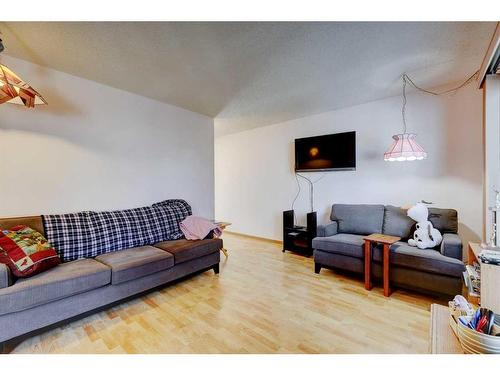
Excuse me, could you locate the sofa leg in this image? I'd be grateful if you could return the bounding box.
[213,263,220,274]
[314,263,321,274]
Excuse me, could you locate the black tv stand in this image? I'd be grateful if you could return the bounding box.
[283,210,317,256]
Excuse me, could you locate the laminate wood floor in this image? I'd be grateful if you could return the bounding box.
[12,233,446,354]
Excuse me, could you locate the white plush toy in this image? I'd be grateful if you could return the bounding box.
[407,202,442,249]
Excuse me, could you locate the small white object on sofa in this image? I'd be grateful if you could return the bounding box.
[407,202,443,249]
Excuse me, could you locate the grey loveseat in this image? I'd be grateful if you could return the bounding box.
[0,214,221,353]
[312,204,465,296]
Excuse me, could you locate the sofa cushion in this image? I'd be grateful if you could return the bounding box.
[154,238,222,264]
[428,208,458,234]
[372,241,465,277]
[330,204,385,235]
[440,233,463,260]
[317,222,338,237]
[312,233,365,258]
[382,205,415,239]
[0,258,110,316]
[95,246,174,285]
[0,225,60,278]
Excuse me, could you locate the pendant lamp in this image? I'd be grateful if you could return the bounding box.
[384,74,427,162]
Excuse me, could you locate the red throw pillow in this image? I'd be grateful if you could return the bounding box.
[0,225,60,278]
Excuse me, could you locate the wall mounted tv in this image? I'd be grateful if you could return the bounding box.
[294,131,356,172]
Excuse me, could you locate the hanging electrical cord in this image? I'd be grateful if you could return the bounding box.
[403,70,478,96]
[291,173,302,222]
[385,70,477,162]
[401,70,479,134]
[291,173,326,215]
[291,174,309,213]
[401,74,409,134]
[298,173,313,213]
[309,173,326,212]
[311,173,326,184]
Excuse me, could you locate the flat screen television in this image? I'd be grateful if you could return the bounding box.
[294,131,356,172]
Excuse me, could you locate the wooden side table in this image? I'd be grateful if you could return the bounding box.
[214,221,231,258]
[363,233,401,297]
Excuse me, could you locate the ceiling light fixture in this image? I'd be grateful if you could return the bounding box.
[0,38,47,108]
[384,74,427,162]
[384,71,477,162]
[384,133,427,162]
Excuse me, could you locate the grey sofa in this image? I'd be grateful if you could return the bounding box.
[312,204,465,296]
[0,215,221,353]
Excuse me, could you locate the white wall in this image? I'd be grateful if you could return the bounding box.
[215,85,484,245]
[484,75,500,242]
[0,56,214,217]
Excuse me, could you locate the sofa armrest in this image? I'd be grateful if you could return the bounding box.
[317,221,338,237]
[0,263,12,289]
[440,233,463,260]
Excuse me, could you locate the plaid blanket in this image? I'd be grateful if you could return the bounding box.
[153,199,192,240]
[43,199,192,262]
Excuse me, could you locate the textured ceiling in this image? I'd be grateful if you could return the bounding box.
[0,22,495,135]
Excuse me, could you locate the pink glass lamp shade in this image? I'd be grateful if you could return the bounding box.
[0,63,47,108]
[383,133,427,162]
